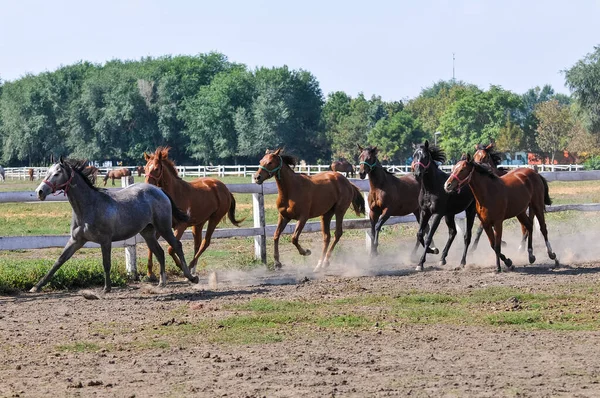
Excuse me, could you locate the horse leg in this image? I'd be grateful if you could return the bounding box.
[140,227,168,287]
[494,222,513,270]
[369,209,381,256]
[315,210,334,272]
[518,207,532,251]
[190,219,219,272]
[100,242,113,292]
[516,212,535,264]
[470,223,484,252]
[416,213,443,271]
[321,208,346,269]
[482,223,501,272]
[291,217,311,256]
[413,211,438,256]
[532,206,558,265]
[167,225,187,269]
[29,237,86,292]
[161,226,198,284]
[373,211,391,257]
[439,215,457,267]
[145,231,161,282]
[273,214,291,269]
[188,223,205,274]
[459,206,476,267]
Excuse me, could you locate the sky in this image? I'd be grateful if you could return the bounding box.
[1,0,599,101]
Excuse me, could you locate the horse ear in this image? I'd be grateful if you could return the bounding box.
[143,152,150,161]
[373,146,379,154]
[424,140,429,148]
[466,153,472,162]
[59,155,64,164]
[486,143,494,150]
[273,148,282,155]
[460,153,467,161]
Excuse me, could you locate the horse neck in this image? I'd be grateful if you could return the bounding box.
[420,165,445,193]
[274,163,300,200]
[368,164,388,188]
[66,172,98,216]
[466,169,492,206]
[156,164,181,193]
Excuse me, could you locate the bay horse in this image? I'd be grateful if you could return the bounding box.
[136,166,145,177]
[33,157,198,292]
[357,144,438,256]
[254,148,365,271]
[331,159,355,178]
[144,147,244,278]
[28,168,34,181]
[444,154,558,272]
[0,165,4,182]
[103,167,132,186]
[412,140,477,271]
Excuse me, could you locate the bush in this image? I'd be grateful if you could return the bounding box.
[584,155,600,170]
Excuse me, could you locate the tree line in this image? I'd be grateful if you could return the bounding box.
[1,47,600,167]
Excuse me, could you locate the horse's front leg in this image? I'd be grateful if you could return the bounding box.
[315,210,334,272]
[373,210,391,255]
[517,212,535,264]
[459,206,476,267]
[30,237,86,292]
[493,222,513,270]
[439,215,457,267]
[416,213,443,271]
[273,214,290,269]
[291,217,311,256]
[100,242,113,292]
[369,209,381,256]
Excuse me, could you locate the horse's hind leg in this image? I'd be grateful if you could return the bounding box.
[190,219,219,273]
[532,206,558,265]
[413,211,438,256]
[321,208,345,269]
[140,227,168,287]
[459,206,476,267]
[291,217,311,257]
[516,212,535,264]
[100,242,113,292]
[439,215,457,267]
[470,223,484,252]
[160,226,198,284]
[167,225,188,269]
[314,210,334,272]
[188,222,205,274]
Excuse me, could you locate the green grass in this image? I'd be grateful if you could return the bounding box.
[56,341,101,353]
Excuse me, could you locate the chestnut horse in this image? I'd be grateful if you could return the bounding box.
[28,168,34,181]
[444,154,557,272]
[136,166,145,177]
[144,147,244,278]
[358,145,438,256]
[331,159,355,178]
[411,140,477,271]
[254,148,365,271]
[103,168,131,186]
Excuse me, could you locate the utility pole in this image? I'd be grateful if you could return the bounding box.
[452,53,456,82]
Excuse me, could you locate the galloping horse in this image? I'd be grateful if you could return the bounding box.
[0,165,4,182]
[103,168,132,186]
[331,159,355,178]
[444,154,558,272]
[254,148,365,271]
[358,145,438,256]
[144,147,244,278]
[136,166,145,177]
[28,168,34,181]
[33,157,198,292]
[412,140,477,271]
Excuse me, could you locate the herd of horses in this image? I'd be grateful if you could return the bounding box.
[28,141,558,292]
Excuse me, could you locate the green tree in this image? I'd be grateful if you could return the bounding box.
[564,46,600,132]
[368,110,425,163]
[534,99,573,164]
[495,115,524,155]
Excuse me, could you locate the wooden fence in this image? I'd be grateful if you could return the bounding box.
[1,171,600,278]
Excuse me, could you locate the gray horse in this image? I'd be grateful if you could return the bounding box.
[0,165,4,182]
[32,157,199,292]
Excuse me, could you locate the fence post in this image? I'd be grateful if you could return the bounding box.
[252,178,267,264]
[120,176,138,277]
[364,192,372,250]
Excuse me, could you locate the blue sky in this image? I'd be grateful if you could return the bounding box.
[1,0,599,100]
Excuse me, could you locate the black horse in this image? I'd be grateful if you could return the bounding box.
[412,140,477,271]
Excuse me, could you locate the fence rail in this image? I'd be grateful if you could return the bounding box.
[1,172,599,278]
[1,163,587,181]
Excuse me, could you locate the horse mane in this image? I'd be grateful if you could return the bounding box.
[268,149,298,168]
[419,144,446,164]
[153,146,181,179]
[476,143,502,166]
[65,159,102,191]
[471,160,499,179]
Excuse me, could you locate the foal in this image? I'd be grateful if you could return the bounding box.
[357,145,438,256]
[412,140,477,271]
[254,148,365,271]
[444,154,557,272]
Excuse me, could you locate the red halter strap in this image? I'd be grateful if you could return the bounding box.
[447,166,474,193]
[411,158,430,171]
[43,170,75,196]
[146,164,163,185]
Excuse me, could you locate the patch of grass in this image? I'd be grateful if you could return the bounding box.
[486,311,543,325]
[316,314,370,328]
[56,341,100,353]
[463,287,551,304]
[229,298,318,312]
[395,292,458,304]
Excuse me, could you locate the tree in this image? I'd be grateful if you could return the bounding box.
[495,115,524,155]
[534,100,573,164]
[564,46,600,132]
[368,110,426,163]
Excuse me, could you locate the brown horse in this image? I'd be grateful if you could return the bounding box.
[444,154,557,272]
[103,168,131,186]
[28,168,34,181]
[144,147,244,278]
[136,166,145,177]
[331,159,355,178]
[254,148,365,271]
[358,145,438,256]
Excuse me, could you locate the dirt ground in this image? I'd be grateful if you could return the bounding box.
[3,253,600,398]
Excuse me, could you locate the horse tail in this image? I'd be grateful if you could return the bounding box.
[227,193,245,227]
[163,190,190,224]
[350,184,366,216]
[540,175,552,206]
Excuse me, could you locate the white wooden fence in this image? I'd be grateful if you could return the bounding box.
[1,171,599,278]
[1,163,586,181]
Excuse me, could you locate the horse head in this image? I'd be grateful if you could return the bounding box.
[444,153,474,193]
[36,157,75,200]
[255,148,285,184]
[144,147,171,186]
[357,144,379,179]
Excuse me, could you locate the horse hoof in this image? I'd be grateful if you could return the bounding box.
[529,255,536,264]
[453,265,463,271]
[143,274,158,283]
[274,261,283,270]
[549,252,557,260]
[554,259,560,268]
[29,286,39,293]
[432,248,439,255]
[439,260,446,267]
[304,249,312,257]
[415,265,424,272]
[504,258,513,268]
[190,275,200,284]
[103,286,112,293]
